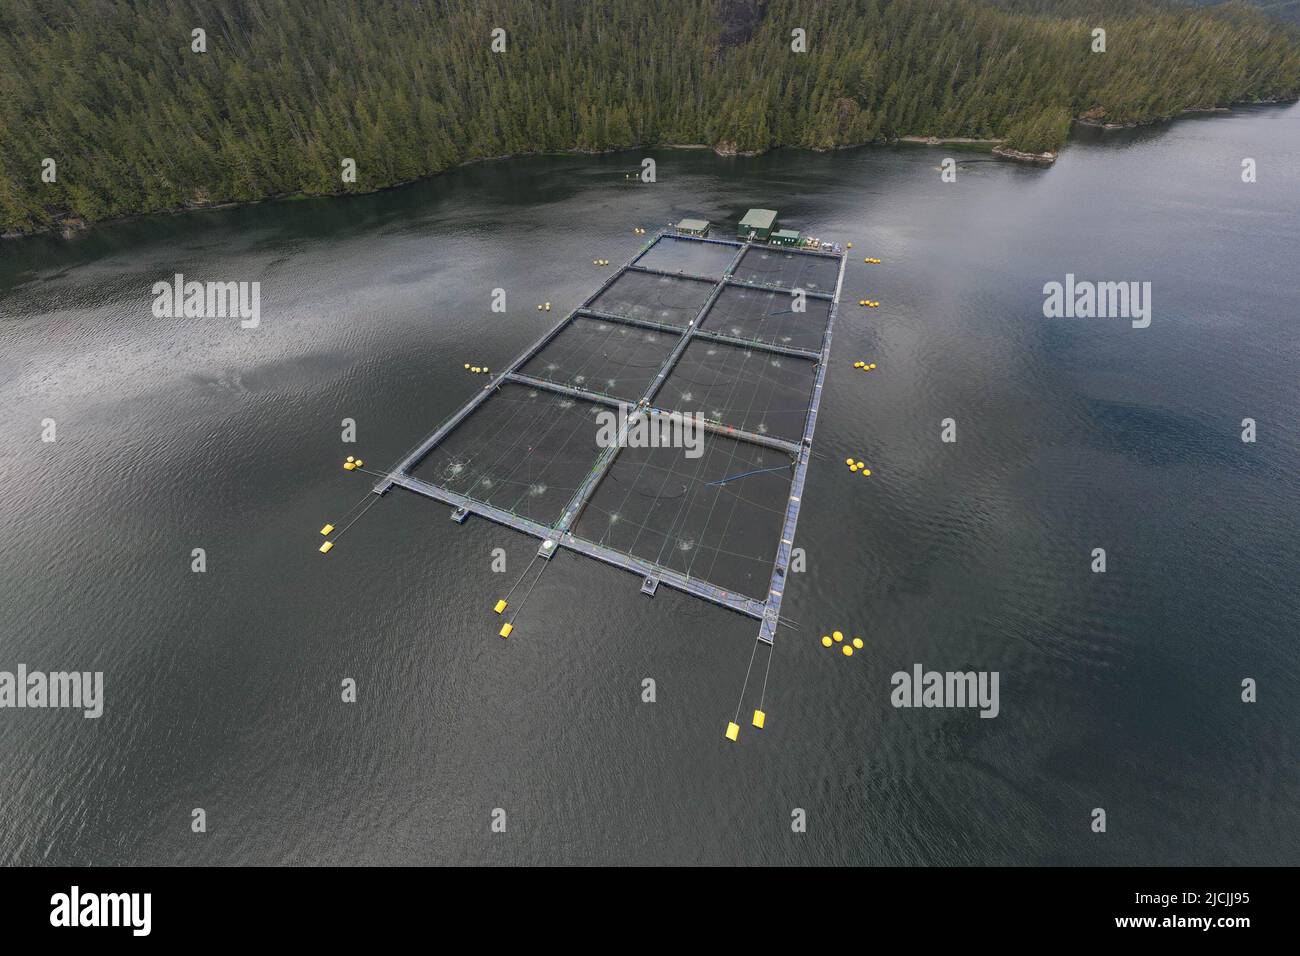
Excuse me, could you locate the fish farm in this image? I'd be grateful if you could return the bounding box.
[368,214,847,648]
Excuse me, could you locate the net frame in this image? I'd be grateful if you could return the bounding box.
[374,229,847,643]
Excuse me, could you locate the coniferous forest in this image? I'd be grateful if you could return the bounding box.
[2,0,1298,234]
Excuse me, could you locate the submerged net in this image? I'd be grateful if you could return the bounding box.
[731,246,840,293]
[408,382,606,526]
[655,339,817,442]
[700,283,830,352]
[571,431,795,601]
[634,236,740,278]
[521,315,678,403]
[587,270,715,328]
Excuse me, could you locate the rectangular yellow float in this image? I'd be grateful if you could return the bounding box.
[725,721,740,741]
[494,599,508,614]
[320,524,334,536]
[319,541,333,554]
[499,622,513,638]
[752,709,766,729]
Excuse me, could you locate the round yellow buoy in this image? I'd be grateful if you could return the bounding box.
[821,636,832,647]
[346,456,355,462]
[853,637,863,649]
[854,361,863,368]
[864,258,869,263]
[844,458,854,466]
[869,363,877,369]
[842,645,853,657]
[863,468,871,476]
[833,630,843,642]
[847,242,853,248]
[356,459,364,467]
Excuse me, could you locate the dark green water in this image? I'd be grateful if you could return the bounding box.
[1,104,1297,865]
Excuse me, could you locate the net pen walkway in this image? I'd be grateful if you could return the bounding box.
[374,227,846,645]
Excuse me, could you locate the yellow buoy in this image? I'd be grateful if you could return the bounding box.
[494,599,507,614]
[320,523,334,536]
[752,709,766,729]
[355,459,363,467]
[847,242,853,249]
[844,458,854,466]
[319,541,333,554]
[853,637,863,649]
[842,645,853,657]
[537,304,543,310]
[346,456,355,462]
[821,636,832,647]
[499,622,513,638]
[725,721,740,742]
[863,468,871,476]
[833,630,843,642]
[864,258,869,263]
[343,462,355,471]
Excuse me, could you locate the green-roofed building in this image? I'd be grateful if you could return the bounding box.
[675,218,710,237]
[770,228,802,247]
[737,208,778,240]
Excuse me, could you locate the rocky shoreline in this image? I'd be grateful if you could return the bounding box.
[991,145,1058,165]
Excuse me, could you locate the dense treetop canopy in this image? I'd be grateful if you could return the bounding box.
[2,0,1298,233]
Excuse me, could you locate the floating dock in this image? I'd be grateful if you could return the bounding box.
[374,222,846,645]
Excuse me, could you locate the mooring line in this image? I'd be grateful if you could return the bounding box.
[329,495,383,542]
[756,641,775,714]
[732,637,761,724]
[323,480,388,536]
[500,552,543,605]
[503,555,551,629]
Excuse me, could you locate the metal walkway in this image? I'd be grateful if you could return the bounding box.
[375,228,846,644]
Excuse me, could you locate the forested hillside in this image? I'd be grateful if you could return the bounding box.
[2,0,1298,234]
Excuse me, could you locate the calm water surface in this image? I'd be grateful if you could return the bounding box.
[1,105,1297,865]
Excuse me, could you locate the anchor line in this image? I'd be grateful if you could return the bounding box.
[329,494,383,542]
[732,637,761,724]
[504,554,551,628]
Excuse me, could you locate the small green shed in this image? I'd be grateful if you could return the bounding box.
[737,208,778,240]
[676,218,710,237]
[770,228,802,247]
